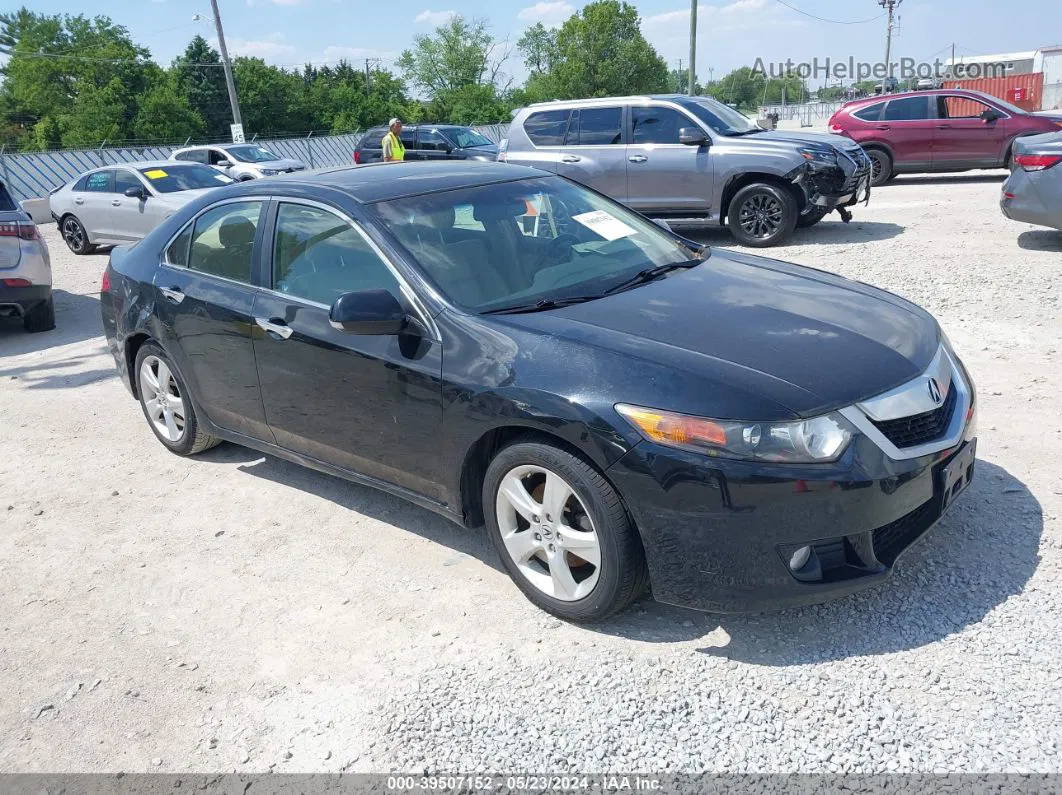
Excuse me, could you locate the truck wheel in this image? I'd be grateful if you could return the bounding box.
[727,183,798,248]
[796,207,830,228]
[867,149,893,187]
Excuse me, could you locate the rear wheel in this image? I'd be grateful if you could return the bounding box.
[483,442,648,622]
[60,215,94,255]
[796,207,830,228]
[23,296,55,333]
[134,341,220,456]
[727,183,798,247]
[867,149,893,187]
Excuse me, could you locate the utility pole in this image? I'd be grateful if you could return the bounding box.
[365,59,372,94]
[878,0,901,95]
[209,0,243,132]
[950,42,955,80]
[688,0,697,95]
[677,58,683,93]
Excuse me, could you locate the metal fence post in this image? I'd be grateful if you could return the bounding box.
[0,146,10,193]
[305,131,315,169]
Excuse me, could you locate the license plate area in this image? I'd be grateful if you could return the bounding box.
[939,439,976,513]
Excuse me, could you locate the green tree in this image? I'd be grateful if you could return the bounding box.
[231,57,307,135]
[544,0,669,99]
[60,77,129,147]
[172,35,231,139]
[132,78,205,142]
[397,16,509,98]
[517,23,557,77]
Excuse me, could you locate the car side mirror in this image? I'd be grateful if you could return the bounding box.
[217,159,232,167]
[124,185,147,200]
[679,127,709,146]
[329,289,410,335]
[980,109,1002,123]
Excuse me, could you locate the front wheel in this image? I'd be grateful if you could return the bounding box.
[727,183,798,247]
[483,442,648,622]
[867,149,893,187]
[134,341,220,456]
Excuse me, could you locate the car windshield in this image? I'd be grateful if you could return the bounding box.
[226,145,280,163]
[448,128,494,148]
[371,176,703,313]
[139,164,234,193]
[684,97,760,136]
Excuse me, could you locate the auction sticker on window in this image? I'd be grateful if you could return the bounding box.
[143,169,168,179]
[572,210,637,241]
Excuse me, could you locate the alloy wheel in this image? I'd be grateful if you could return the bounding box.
[138,355,187,443]
[738,193,784,239]
[870,154,884,182]
[494,464,601,602]
[62,218,85,251]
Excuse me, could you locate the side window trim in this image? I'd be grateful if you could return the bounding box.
[158,195,270,289]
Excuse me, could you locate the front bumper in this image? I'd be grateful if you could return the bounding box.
[0,284,51,316]
[609,429,976,613]
[791,148,873,211]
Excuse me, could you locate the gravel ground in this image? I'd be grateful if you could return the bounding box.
[1,171,1061,774]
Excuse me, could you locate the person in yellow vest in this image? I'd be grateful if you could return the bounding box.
[381,118,405,162]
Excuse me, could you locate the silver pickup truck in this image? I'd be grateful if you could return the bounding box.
[500,94,872,247]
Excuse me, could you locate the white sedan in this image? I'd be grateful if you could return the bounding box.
[48,161,233,255]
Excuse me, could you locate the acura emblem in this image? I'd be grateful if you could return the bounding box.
[927,378,942,405]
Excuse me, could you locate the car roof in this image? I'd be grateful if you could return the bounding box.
[843,88,1000,107]
[524,94,697,109]
[80,159,183,173]
[251,161,545,204]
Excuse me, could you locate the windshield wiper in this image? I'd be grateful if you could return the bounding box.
[481,295,602,315]
[603,258,703,296]
[732,128,766,136]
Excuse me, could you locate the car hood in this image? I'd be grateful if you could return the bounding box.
[246,158,305,171]
[743,129,861,152]
[497,250,939,418]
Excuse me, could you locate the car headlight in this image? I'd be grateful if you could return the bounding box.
[798,147,839,166]
[616,404,853,463]
[259,169,278,176]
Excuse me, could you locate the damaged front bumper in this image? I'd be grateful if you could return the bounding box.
[789,146,873,215]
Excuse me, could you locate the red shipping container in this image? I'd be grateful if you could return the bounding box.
[943,73,1044,113]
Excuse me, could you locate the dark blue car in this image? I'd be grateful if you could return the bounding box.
[100,161,977,622]
[353,124,499,164]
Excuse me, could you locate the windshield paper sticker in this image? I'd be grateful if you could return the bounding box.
[572,210,637,241]
[143,169,168,179]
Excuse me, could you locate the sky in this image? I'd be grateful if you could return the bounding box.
[22,0,1062,89]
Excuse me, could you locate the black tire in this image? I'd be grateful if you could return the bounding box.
[796,207,830,228]
[60,214,94,255]
[727,182,798,248]
[867,148,893,187]
[133,341,221,456]
[483,441,648,622]
[23,296,55,333]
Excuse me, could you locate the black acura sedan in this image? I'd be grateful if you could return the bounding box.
[101,161,977,621]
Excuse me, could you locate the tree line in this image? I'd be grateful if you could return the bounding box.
[0,1,829,152]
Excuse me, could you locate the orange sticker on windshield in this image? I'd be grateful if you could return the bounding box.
[144,169,168,179]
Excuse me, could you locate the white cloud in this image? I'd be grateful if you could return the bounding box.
[414,9,457,25]
[517,1,575,23]
[321,45,397,62]
[217,33,297,60]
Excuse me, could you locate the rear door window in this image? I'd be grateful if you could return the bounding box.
[566,107,623,146]
[186,201,264,283]
[84,171,115,192]
[176,150,208,164]
[0,183,16,211]
[523,110,572,146]
[883,96,930,121]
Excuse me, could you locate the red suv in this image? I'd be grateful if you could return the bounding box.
[829,89,1062,186]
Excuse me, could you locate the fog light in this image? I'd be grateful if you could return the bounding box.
[789,545,812,571]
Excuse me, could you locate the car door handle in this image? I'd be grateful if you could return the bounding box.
[255,317,293,340]
[936,124,951,129]
[74,197,85,205]
[628,155,648,163]
[159,287,185,304]
[561,155,581,163]
[111,199,122,206]
[875,125,891,130]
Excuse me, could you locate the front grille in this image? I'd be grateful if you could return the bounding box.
[871,385,957,449]
[871,499,937,564]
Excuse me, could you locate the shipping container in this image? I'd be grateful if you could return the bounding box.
[943,73,1045,113]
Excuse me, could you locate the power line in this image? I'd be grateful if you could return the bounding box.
[768,0,887,24]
